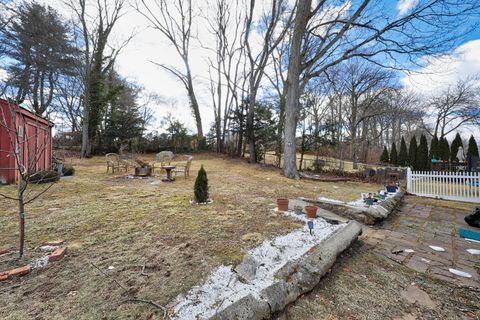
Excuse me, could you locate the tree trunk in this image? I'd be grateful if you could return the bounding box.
[18,182,26,258]
[236,104,244,156]
[275,88,287,167]
[247,91,257,163]
[186,66,203,138]
[81,99,90,157]
[283,0,311,178]
[299,123,306,171]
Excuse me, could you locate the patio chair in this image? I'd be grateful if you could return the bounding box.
[173,156,193,179]
[152,151,174,173]
[106,153,129,173]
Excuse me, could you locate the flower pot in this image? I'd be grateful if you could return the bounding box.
[294,206,303,215]
[305,205,317,218]
[364,198,374,205]
[277,198,289,212]
[386,185,398,193]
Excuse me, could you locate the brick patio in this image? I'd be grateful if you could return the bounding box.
[364,196,479,288]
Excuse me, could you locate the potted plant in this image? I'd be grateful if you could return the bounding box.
[379,190,386,200]
[364,193,374,205]
[386,182,398,193]
[305,205,317,218]
[277,198,289,211]
[294,205,303,215]
[364,198,374,205]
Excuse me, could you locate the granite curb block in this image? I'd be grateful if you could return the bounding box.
[298,191,405,225]
[209,221,363,320]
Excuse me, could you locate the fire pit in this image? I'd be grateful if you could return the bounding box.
[133,159,152,177]
[135,166,152,177]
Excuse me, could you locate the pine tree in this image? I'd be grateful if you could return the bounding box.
[416,134,429,170]
[398,137,408,166]
[408,136,417,168]
[467,135,479,158]
[380,146,389,164]
[194,165,209,203]
[450,133,463,162]
[429,135,439,160]
[390,142,398,165]
[439,137,450,161]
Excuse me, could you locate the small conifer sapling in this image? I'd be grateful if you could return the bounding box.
[194,165,209,203]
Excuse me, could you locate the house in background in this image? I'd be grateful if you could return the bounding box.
[0,98,54,184]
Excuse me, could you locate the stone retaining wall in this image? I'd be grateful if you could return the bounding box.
[298,191,404,225]
[170,220,362,319]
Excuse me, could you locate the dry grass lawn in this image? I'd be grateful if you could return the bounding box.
[0,153,382,319]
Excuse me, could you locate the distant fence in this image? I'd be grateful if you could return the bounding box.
[261,152,384,173]
[406,168,480,203]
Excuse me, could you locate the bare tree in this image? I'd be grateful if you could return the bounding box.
[138,92,162,132]
[54,74,84,132]
[0,98,57,258]
[264,32,291,167]
[204,0,246,153]
[425,77,480,138]
[244,0,295,162]
[283,0,480,178]
[66,0,131,157]
[134,0,204,139]
[334,60,395,162]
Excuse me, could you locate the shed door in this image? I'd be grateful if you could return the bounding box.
[24,123,38,174]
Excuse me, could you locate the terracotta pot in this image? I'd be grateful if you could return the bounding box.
[305,205,317,218]
[277,198,289,211]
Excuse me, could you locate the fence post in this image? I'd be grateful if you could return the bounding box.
[406,167,412,193]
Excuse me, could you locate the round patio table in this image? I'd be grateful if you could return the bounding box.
[161,165,176,182]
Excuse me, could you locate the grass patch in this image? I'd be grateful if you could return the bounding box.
[0,153,381,319]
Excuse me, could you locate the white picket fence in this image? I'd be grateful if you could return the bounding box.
[406,168,480,203]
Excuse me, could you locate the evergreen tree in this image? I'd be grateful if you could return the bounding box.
[408,136,417,168]
[439,137,450,161]
[450,133,463,162]
[416,134,429,170]
[467,135,479,158]
[398,137,408,166]
[194,165,209,203]
[390,142,398,165]
[429,135,439,160]
[1,2,77,115]
[103,72,145,152]
[380,146,389,163]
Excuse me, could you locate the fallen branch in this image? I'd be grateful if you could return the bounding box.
[90,262,168,319]
[141,261,150,277]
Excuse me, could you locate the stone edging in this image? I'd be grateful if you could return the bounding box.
[171,220,362,319]
[298,191,405,225]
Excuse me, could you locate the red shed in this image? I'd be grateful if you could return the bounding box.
[0,98,54,184]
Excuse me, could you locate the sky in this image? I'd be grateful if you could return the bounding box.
[2,0,480,140]
[116,0,480,140]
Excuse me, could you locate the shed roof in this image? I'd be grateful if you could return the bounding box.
[0,98,54,127]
